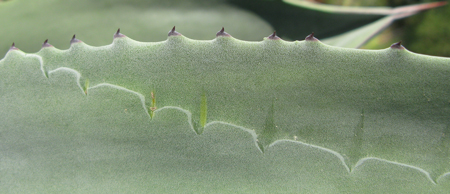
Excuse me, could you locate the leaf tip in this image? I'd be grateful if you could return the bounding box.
[422,1,448,9]
[267,31,281,40]
[114,28,126,38]
[216,27,231,37]
[390,41,405,49]
[305,32,318,41]
[168,26,181,36]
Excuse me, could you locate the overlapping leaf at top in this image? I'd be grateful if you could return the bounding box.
[230,0,446,47]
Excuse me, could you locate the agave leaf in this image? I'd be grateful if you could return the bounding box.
[234,0,447,47]
[283,0,447,15]
[321,15,398,48]
[229,0,446,43]
[320,1,448,48]
[1,30,450,192]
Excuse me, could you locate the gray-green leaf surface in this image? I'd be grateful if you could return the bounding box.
[1,31,450,192]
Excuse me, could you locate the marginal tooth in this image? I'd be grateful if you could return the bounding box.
[390,41,405,49]
[267,31,281,40]
[114,28,126,38]
[168,26,181,36]
[70,34,82,44]
[216,27,231,37]
[42,39,53,48]
[305,32,318,41]
[9,42,19,51]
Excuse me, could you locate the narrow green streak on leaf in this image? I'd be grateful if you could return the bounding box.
[83,78,89,95]
[440,125,450,150]
[200,91,207,128]
[152,92,156,108]
[44,69,49,78]
[435,124,450,178]
[150,91,156,119]
[260,99,277,148]
[350,109,364,167]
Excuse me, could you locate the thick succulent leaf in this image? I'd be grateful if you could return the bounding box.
[322,15,400,48]
[1,31,450,192]
[283,0,447,15]
[320,1,448,48]
[288,0,448,47]
[229,0,446,43]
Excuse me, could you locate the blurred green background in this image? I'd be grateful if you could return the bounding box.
[0,0,448,57]
[323,0,450,56]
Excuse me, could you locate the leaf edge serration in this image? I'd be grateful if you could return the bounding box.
[1,29,450,188]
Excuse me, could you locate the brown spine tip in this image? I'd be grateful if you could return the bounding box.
[70,34,81,44]
[390,41,404,49]
[9,42,18,51]
[305,32,318,41]
[216,27,231,37]
[114,28,125,38]
[267,31,281,40]
[42,39,53,48]
[168,26,181,36]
